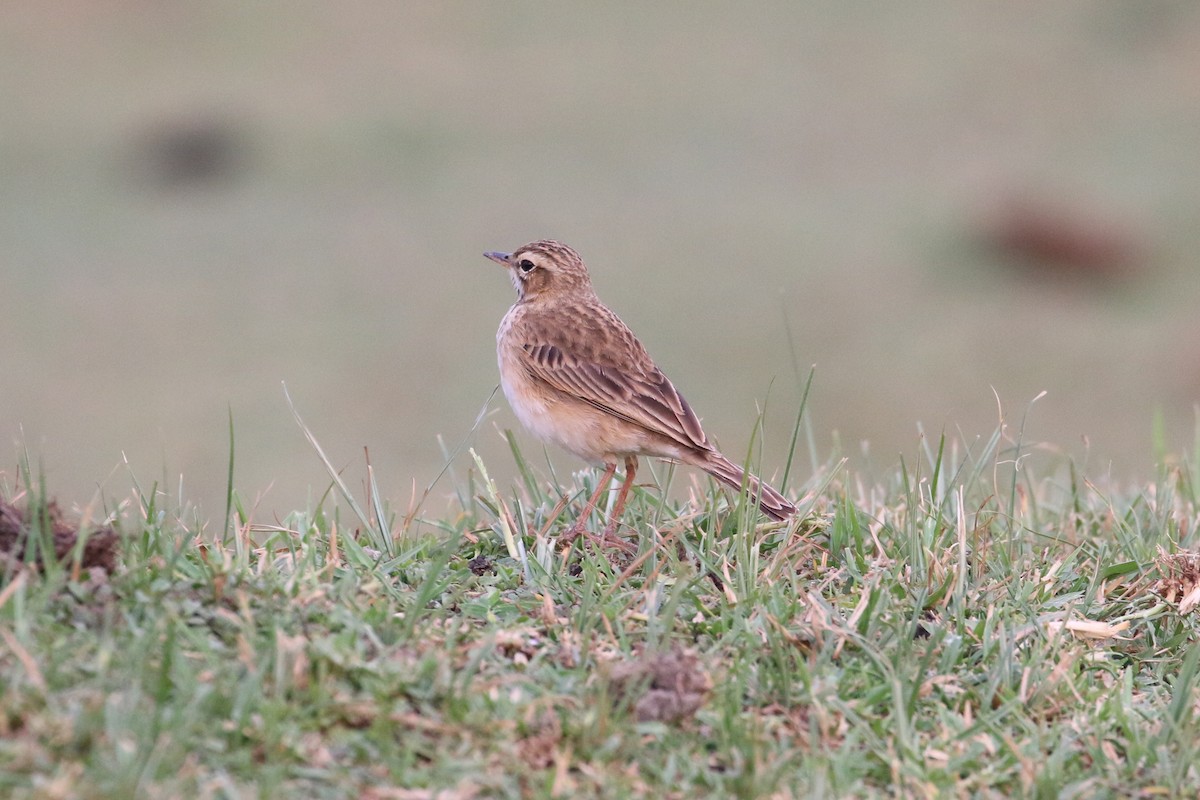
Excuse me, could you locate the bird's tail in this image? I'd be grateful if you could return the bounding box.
[699,452,796,522]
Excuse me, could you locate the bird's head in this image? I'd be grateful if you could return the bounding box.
[484,240,593,301]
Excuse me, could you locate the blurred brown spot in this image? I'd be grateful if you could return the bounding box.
[0,499,117,573]
[606,648,712,723]
[133,113,249,188]
[516,708,562,769]
[978,196,1146,282]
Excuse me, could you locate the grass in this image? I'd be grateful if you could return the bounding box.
[2,420,1200,799]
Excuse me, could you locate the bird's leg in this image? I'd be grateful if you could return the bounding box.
[564,460,617,543]
[601,456,639,543]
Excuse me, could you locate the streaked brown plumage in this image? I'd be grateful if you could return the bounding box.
[485,240,796,538]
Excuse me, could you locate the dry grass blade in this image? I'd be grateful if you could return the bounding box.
[282,382,382,542]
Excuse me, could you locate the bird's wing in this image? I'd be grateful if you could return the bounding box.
[515,304,709,451]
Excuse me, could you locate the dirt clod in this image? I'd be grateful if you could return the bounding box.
[1153,552,1200,614]
[0,499,118,573]
[467,555,493,576]
[516,708,562,769]
[606,649,713,723]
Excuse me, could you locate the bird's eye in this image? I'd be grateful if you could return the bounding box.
[518,259,536,273]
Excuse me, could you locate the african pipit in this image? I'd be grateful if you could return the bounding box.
[484,240,796,539]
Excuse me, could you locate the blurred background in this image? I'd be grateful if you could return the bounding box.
[3,3,1199,520]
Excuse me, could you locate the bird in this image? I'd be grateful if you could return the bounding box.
[483,239,796,542]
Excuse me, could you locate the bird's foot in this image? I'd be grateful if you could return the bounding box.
[560,522,587,549]
[597,521,638,556]
[560,521,637,557]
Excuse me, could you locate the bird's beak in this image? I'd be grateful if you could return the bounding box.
[483,251,512,266]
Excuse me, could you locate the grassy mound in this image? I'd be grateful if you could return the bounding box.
[1,431,1198,798]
